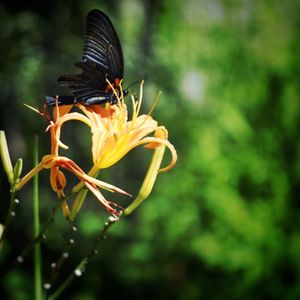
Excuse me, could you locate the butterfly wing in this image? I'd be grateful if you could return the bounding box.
[58,9,124,103]
[83,9,124,82]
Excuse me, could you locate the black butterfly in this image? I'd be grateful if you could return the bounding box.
[46,9,127,106]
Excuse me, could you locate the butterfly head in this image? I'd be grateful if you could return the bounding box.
[109,87,129,105]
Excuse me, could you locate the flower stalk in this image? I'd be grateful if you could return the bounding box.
[33,135,43,300]
[48,215,119,300]
[0,130,24,249]
[0,184,17,250]
[69,189,88,221]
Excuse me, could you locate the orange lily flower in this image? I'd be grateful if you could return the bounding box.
[17,101,130,217]
[71,81,177,215]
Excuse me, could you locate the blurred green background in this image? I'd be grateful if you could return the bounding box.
[1,0,300,299]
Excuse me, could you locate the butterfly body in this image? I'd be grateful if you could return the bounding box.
[46,9,125,106]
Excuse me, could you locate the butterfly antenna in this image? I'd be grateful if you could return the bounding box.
[125,75,148,90]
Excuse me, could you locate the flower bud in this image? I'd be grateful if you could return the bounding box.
[13,158,23,181]
[50,168,66,192]
[0,131,14,184]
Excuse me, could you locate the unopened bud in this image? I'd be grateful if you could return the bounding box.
[0,224,3,240]
[0,131,14,184]
[13,158,23,181]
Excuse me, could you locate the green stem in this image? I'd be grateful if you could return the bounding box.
[48,258,88,300]
[0,200,59,279]
[0,186,17,250]
[33,135,42,300]
[69,169,99,220]
[48,215,119,300]
[46,219,77,288]
[15,202,59,265]
[69,189,88,220]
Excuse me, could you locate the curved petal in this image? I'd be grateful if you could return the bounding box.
[99,136,177,172]
[58,112,92,127]
[84,181,118,215]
